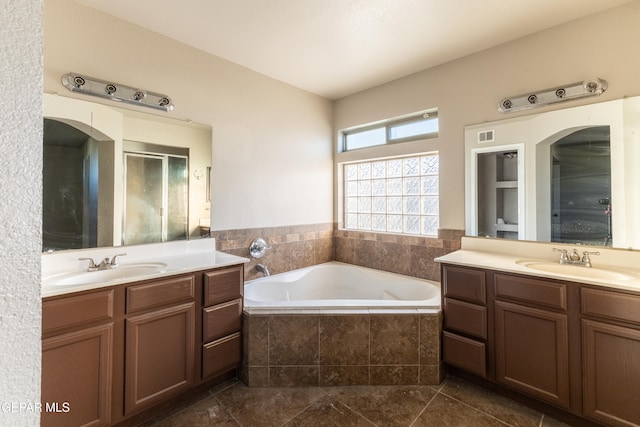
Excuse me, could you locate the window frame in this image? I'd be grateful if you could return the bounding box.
[341,111,438,152]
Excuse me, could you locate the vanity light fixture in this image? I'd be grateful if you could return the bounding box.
[498,78,607,113]
[61,72,174,112]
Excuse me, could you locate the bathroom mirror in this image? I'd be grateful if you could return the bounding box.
[465,96,640,250]
[43,93,212,252]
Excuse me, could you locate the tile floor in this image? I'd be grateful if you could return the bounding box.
[139,375,572,427]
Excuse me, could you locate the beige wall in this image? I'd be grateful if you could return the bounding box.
[44,0,334,231]
[334,1,640,232]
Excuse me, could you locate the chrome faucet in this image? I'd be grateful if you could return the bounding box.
[255,264,270,277]
[79,253,127,271]
[552,248,599,268]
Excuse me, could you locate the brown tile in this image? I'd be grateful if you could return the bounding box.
[370,365,419,385]
[227,227,262,241]
[334,237,355,264]
[354,239,380,269]
[541,414,573,426]
[314,238,333,264]
[441,376,542,426]
[291,240,314,270]
[370,315,419,364]
[269,315,319,365]
[324,385,437,427]
[243,366,269,387]
[284,395,375,426]
[147,394,239,426]
[215,383,325,427]
[319,315,369,365]
[263,242,291,275]
[243,314,269,365]
[319,365,370,386]
[419,312,441,365]
[269,366,319,386]
[419,364,442,385]
[380,241,412,275]
[412,393,506,426]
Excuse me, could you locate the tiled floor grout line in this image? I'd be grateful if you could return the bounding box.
[214,394,245,427]
[326,391,379,427]
[408,388,440,427]
[437,388,515,426]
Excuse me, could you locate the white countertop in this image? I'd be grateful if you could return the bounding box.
[436,237,640,293]
[41,239,249,298]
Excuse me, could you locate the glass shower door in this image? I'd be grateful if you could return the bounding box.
[123,153,164,245]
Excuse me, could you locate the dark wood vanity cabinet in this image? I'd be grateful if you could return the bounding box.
[441,263,640,426]
[42,289,115,427]
[201,265,243,380]
[581,287,640,426]
[123,274,196,416]
[442,265,488,378]
[41,263,244,427]
[493,273,571,410]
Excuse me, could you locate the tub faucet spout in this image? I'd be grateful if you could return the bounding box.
[256,264,270,277]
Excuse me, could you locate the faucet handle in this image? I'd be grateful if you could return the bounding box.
[110,253,127,266]
[552,248,568,262]
[79,257,98,271]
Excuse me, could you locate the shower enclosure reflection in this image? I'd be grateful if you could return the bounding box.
[549,127,611,246]
[43,93,212,252]
[123,145,189,246]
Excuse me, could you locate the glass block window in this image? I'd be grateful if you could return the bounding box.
[344,153,439,236]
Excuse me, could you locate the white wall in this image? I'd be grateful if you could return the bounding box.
[0,0,43,425]
[44,0,334,231]
[334,1,640,232]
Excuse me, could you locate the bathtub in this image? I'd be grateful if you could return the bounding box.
[244,261,441,312]
[241,262,443,387]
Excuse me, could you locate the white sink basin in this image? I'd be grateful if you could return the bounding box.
[515,260,638,281]
[46,262,168,286]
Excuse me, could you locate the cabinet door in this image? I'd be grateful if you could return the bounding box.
[42,324,113,427]
[124,302,195,415]
[495,300,570,409]
[583,319,640,426]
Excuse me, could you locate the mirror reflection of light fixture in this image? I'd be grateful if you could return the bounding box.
[61,72,174,112]
[498,78,607,113]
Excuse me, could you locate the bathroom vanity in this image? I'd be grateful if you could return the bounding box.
[41,240,246,427]
[438,238,640,427]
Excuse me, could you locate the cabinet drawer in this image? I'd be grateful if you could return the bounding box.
[444,298,487,339]
[126,275,194,313]
[443,331,486,378]
[204,265,243,306]
[442,265,486,304]
[494,273,566,311]
[202,332,241,379]
[203,299,242,342]
[582,287,640,324]
[43,289,114,334]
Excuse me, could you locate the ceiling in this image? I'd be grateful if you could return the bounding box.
[76,0,633,100]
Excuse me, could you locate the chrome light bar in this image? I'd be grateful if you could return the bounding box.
[61,72,174,112]
[498,78,607,114]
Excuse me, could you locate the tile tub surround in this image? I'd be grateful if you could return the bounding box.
[334,228,464,282]
[210,223,334,281]
[212,223,464,281]
[241,311,443,387]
